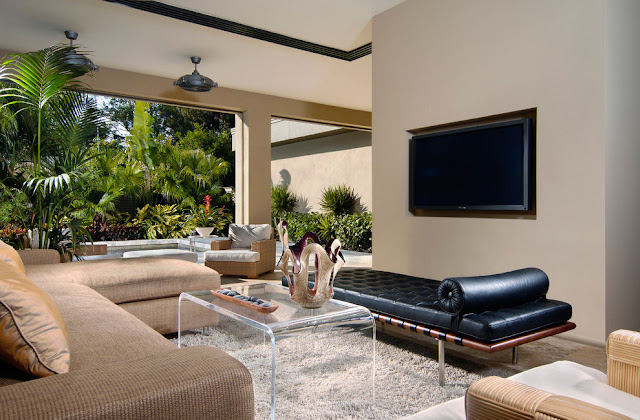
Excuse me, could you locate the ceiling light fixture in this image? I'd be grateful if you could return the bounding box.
[63,30,99,72]
[174,56,218,92]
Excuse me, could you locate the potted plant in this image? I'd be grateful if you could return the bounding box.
[190,195,231,237]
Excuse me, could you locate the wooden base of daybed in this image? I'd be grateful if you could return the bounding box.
[372,312,576,386]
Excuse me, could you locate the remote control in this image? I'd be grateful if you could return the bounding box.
[211,289,279,313]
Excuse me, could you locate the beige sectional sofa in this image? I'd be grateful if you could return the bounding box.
[0,246,254,419]
[20,249,218,334]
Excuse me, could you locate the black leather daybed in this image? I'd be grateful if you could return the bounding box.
[283,267,575,385]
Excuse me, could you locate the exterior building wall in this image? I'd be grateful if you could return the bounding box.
[271,130,372,213]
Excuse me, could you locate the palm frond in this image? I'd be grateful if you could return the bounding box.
[0,45,84,113]
[26,173,72,194]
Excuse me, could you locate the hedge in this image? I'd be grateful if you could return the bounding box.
[273,212,372,253]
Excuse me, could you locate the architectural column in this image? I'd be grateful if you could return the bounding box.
[235,109,272,224]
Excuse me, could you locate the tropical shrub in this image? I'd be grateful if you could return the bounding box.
[131,204,191,239]
[319,185,359,216]
[273,212,372,253]
[86,218,145,241]
[271,184,297,217]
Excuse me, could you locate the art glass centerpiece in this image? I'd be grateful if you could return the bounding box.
[276,221,345,309]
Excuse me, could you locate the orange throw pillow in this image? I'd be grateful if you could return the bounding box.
[0,240,26,274]
[0,261,70,377]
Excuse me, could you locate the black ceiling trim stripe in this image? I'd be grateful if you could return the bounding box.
[103,0,371,61]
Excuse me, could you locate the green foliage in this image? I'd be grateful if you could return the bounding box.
[319,185,359,216]
[189,206,232,235]
[177,124,234,187]
[0,185,29,226]
[127,101,158,168]
[102,97,233,140]
[131,204,192,239]
[275,212,372,253]
[271,184,298,216]
[0,44,88,176]
[86,217,145,242]
[0,46,100,257]
[116,101,232,212]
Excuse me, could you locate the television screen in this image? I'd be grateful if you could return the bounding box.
[410,119,533,211]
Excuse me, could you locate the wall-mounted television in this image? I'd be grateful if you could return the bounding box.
[410,118,534,212]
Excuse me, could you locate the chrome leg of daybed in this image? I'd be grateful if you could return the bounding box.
[512,346,518,364]
[438,339,445,386]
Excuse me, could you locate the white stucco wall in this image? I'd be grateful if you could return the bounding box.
[271,130,372,212]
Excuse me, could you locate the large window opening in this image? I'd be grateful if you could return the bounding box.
[0,90,237,246]
[88,95,237,241]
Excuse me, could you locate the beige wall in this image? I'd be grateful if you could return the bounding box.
[604,0,640,335]
[373,0,607,343]
[0,49,372,225]
[271,130,372,212]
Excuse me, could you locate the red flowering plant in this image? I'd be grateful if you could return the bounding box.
[189,196,232,235]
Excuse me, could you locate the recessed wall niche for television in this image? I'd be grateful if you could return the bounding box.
[409,109,536,216]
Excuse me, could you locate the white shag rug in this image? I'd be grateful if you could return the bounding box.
[171,326,511,420]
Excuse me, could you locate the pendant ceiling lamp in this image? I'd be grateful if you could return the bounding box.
[63,30,99,73]
[174,56,218,92]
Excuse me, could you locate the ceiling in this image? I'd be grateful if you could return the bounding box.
[0,0,406,111]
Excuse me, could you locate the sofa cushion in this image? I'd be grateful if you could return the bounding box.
[25,258,220,304]
[229,224,271,248]
[38,282,175,372]
[0,240,26,274]
[0,261,70,377]
[204,249,260,263]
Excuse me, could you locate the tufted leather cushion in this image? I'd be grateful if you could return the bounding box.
[437,267,549,315]
[282,268,572,343]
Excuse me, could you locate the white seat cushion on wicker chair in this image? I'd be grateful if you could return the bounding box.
[122,249,198,263]
[204,249,260,263]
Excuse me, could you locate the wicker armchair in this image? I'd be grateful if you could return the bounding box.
[204,225,276,279]
[465,329,640,420]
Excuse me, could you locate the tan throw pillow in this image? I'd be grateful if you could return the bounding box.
[0,261,70,377]
[0,240,26,274]
[229,224,272,248]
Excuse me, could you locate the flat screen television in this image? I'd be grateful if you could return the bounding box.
[410,118,534,211]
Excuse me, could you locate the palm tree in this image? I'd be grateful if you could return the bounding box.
[0,44,100,255]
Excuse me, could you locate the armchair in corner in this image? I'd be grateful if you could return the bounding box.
[204,223,276,279]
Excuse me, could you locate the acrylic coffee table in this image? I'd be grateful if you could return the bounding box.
[178,282,376,420]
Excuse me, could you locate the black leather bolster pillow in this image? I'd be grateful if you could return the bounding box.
[437,267,549,315]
